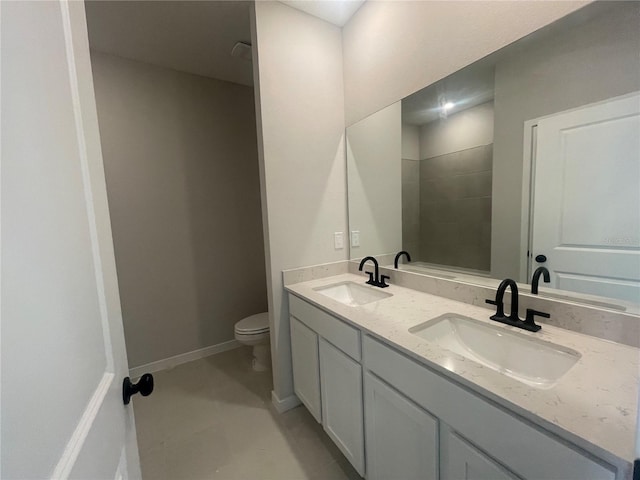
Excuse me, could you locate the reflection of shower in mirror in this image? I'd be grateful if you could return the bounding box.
[346,0,640,312]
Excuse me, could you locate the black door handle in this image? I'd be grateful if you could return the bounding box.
[123,373,154,405]
[535,254,547,263]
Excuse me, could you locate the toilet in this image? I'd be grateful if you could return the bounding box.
[234,312,271,371]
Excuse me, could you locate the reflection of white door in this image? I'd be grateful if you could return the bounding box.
[531,93,640,303]
[2,2,141,478]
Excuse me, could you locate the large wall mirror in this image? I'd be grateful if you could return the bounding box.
[346,1,640,313]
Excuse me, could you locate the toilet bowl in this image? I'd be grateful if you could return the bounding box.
[234,312,271,372]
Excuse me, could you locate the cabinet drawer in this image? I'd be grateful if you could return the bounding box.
[363,335,616,480]
[289,294,360,360]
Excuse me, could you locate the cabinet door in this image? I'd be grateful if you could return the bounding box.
[441,428,519,480]
[319,338,365,476]
[364,372,439,480]
[290,316,322,423]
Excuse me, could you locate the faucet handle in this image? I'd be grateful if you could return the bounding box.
[525,308,549,320]
[485,298,504,319]
[380,275,390,288]
[524,308,548,331]
[364,271,375,285]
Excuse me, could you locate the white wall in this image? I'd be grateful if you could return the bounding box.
[342,1,588,126]
[420,102,494,160]
[347,102,402,258]
[251,2,347,404]
[91,52,267,368]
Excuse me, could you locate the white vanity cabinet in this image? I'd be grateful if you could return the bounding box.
[363,366,513,480]
[288,292,622,480]
[363,334,618,480]
[288,294,365,476]
[364,371,439,480]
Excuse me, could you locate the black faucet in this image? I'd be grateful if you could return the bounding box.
[486,278,548,332]
[531,266,550,294]
[394,250,411,269]
[358,256,390,288]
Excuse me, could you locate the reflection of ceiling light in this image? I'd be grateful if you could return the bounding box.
[438,98,455,120]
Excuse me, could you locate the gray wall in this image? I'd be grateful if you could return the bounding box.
[418,145,493,270]
[402,159,420,257]
[417,102,494,270]
[401,102,494,270]
[420,101,494,159]
[491,1,640,279]
[91,52,267,369]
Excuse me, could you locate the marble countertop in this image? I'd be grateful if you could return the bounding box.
[285,273,639,472]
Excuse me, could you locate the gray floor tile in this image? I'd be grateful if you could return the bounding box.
[133,347,361,480]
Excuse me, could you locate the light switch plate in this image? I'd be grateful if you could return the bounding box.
[351,230,360,247]
[334,232,344,249]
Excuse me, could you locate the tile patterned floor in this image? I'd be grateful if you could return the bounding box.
[133,347,361,480]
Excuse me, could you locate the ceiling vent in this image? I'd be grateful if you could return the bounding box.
[231,41,252,62]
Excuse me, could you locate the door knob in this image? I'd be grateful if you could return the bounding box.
[535,254,547,263]
[123,373,154,405]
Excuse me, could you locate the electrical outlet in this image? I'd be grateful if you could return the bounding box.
[334,232,344,249]
[351,230,360,247]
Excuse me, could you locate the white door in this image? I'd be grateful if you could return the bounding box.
[531,93,640,303]
[2,1,141,478]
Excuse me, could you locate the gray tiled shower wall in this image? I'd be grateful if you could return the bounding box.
[402,144,493,271]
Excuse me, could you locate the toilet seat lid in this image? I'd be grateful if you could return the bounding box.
[235,312,269,334]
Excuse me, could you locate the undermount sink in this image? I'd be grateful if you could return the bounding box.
[409,314,581,388]
[314,281,392,307]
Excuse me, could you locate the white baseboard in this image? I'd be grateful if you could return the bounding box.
[271,390,301,413]
[129,339,242,378]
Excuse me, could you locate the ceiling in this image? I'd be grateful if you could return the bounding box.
[279,0,365,27]
[402,62,496,126]
[85,1,253,86]
[85,0,365,86]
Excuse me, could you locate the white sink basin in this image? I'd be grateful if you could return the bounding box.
[314,281,392,307]
[409,314,581,388]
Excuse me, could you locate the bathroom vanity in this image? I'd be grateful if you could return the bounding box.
[284,273,638,480]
